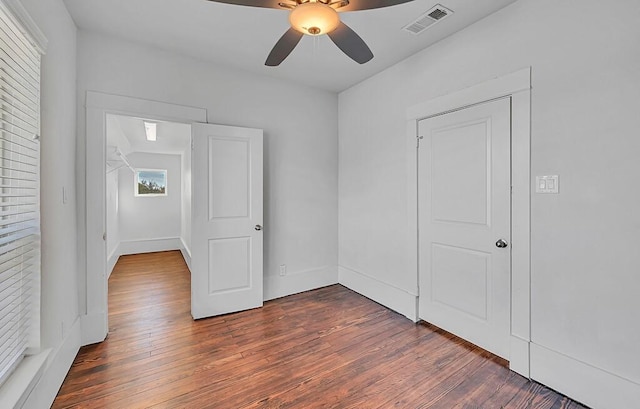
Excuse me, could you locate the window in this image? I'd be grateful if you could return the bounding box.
[0,2,42,387]
[135,169,167,196]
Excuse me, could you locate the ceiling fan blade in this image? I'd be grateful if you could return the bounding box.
[265,28,304,66]
[205,0,282,9]
[204,0,413,11]
[327,21,373,64]
[337,0,415,12]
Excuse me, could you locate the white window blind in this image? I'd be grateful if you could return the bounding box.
[0,2,41,387]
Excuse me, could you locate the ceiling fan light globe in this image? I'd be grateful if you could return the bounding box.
[289,2,340,36]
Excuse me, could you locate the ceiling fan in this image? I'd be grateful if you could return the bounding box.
[205,0,415,66]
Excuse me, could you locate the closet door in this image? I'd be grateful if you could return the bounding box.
[418,98,511,359]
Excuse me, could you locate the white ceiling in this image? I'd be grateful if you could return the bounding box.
[63,0,518,92]
[107,114,191,156]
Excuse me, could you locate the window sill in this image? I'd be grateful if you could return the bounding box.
[0,349,50,409]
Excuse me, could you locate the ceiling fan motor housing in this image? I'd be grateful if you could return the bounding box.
[289,1,340,36]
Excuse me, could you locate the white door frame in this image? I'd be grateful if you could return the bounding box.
[406,67,532,377]
[83,91,207,345]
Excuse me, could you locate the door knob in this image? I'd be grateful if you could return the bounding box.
[255,225,262,231]
[495,239,508,248]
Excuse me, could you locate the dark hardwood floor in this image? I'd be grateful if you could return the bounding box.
[53,251,587,408]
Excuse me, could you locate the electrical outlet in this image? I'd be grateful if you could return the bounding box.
[279,265,287,276]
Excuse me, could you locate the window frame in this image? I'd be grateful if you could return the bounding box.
[0,0,47,402]
[134,168,168,197]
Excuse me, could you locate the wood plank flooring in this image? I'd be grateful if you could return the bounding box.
[53,251,588,408]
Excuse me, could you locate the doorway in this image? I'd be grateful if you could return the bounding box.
[84,93,206,345]
[84,92,264,345]
[406,67,531,376]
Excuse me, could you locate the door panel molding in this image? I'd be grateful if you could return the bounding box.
[406,67,531,377]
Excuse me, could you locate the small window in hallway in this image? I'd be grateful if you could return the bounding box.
[135,169,167,196]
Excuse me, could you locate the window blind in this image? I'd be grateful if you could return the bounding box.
[0,3,41,387]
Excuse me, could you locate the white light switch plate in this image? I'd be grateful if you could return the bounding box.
[536,175,559,194]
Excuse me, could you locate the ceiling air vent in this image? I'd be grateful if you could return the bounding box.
[403,4,453,35]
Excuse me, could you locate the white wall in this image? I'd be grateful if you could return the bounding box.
[17,0,80,407]
[106,169,119,262]
[76,30,339,308]
[118,152,182,246]
[338,0,640,407]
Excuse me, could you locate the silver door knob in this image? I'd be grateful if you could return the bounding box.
[495,239,508,248]
[255,225,262,231]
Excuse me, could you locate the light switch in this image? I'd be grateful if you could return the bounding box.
[547,179,555,190]
[535,175,559,194]
[538,179,546,190]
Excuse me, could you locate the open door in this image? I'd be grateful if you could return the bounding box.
[191,123,263,319]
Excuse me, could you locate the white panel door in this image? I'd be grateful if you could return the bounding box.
[418,98,511,359]
[191,123,263,319]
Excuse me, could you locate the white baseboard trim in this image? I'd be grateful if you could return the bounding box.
[81,312,107,346]
[264,265,338,301]
[509,335,530,378]
[21,317,81,409]
[179,237,191,270]
[338,265,418,321]
[119,237,182,256]
[106,244,120,279]
[107,238,186,278]
[531,342,640,409]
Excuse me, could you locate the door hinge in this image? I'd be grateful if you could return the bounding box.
[417,135,424,148]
